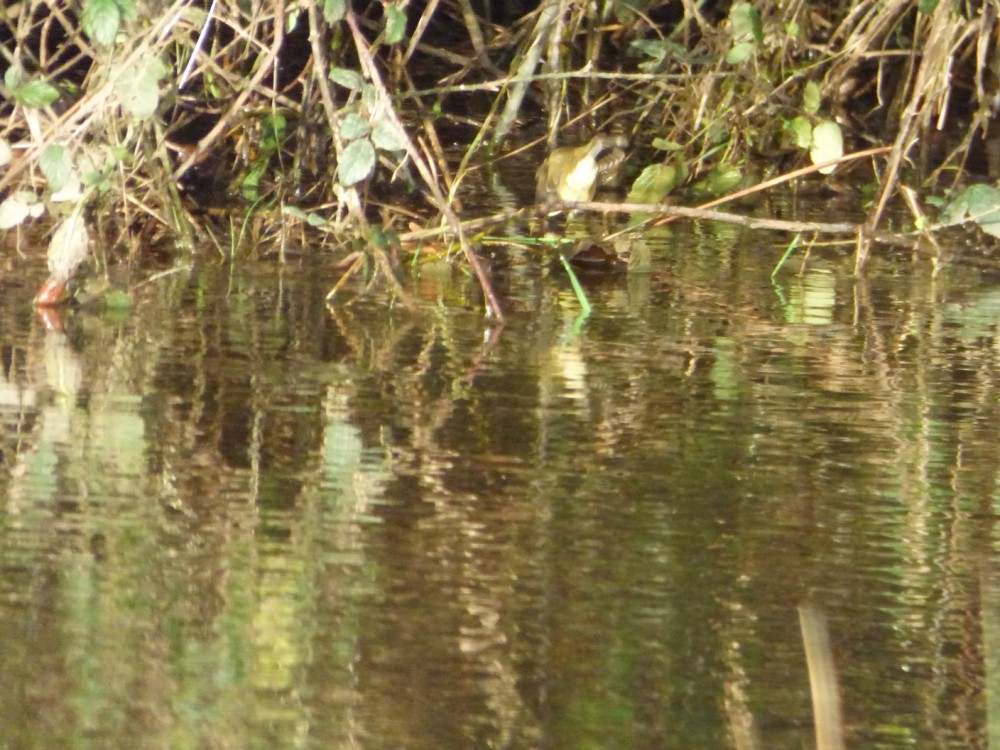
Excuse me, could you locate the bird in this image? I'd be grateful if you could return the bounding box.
[34,210,90,307]
[535,134,628,204]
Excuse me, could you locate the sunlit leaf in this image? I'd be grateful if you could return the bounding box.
[802,81,821,115]
[730,2,763,42]
[113,57,168,118]
[323,0,346,23]
[340,112,371,140]
[626,161,685,204]
[384,4,407,45]
[371,117,407,151]
[0,192,35,229]
[651,137,683,151]
[938,183,1000,237]
[329,67,365,90]
[726,41,755,65]
[338,138,376,186]
[689,166,742,200]
[809,120,843,173]
[40,145,74,192]
[784,116,812,148]
[4,65,23,89]
[83,0,121,45]
[285,7,300,32]
[14,79,60,108]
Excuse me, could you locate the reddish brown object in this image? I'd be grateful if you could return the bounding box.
[34,277,70,307]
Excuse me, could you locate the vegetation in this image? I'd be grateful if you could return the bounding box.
[2,0,999,316]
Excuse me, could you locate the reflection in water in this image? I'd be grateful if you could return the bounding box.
[0,224,997,749]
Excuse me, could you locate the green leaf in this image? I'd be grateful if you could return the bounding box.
[371,117,407,151]
[338,138,376,186]
[83,0,122,45]
[938,184,1000,236]
[689,166,742,200]
[340,112,371,140]
[809,120,843,173]
[729,2,763,42]
[113,57,168,118]
[626,160,686,204]
[4,65,23,89]
[14,79,60,108]
[918,0,938,12]
[784,116,812,148]
[726,41,755,65]
[323,0,346,23]
[802,81,821,115]
[285,7,300,33]
[40,145,74,191]
[384,4,407,45]
[651,137,683,151]
[329,67,365,90]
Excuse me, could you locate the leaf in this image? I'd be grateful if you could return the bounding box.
[626,161,685,204]
[651,137,683,151]
[340,112,371,140]
[4,65,23,89]
[802,81,821,115]
[40,145,74,192]
[371,117,407,151]
[0,192,38,229]
[329,67,365,91]
[726,41,755,65]
[323,0,346,22]
[938,184,1000,236]
[809,120,843,173]
[784,116,812,148]
[14,79,60,108]
[113,57,168,118]
[337,138,376,186]
[729,2,763,43]
[83,0,121,45]
[383,4,407,45]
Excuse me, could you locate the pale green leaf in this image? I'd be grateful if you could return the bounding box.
[726,41,755,65]
[329,67,365,90]
[729,2,763,42]
[14,79,60,108]
[809,120,843,173]
[323,0,346,22]
[83,0,121,45]
[113,57,168,118]
[4,65,23,89]
[338,138,376,186]
[802,81,821,115]
[784,116,812,148]
[40,145,74,192]
[340,112,371,140]
[651,137,683,151]
[384,4,407,45]
[626,161,685,204]
[371,117,407,151]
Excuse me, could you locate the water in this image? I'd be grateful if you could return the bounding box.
[1,211,997,749]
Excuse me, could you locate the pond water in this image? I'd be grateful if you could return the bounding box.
[2,195,1000,749]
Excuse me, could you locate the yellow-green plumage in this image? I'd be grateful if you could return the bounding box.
[535,135,627,203]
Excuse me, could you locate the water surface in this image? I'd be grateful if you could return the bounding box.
[1,207,998,749]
